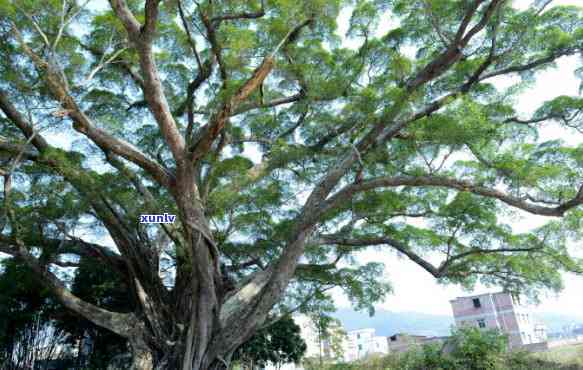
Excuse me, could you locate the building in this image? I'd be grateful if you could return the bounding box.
[450,292,547,348]
[344,328,389,361]
[386,333,450,353]
[263,314,325,370]
[387,333,430,353]
[293,314,323,359]
[292,314,347,362]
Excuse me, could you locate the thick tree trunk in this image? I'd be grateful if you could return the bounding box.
[126,336,233,370]
[129,338,155,370]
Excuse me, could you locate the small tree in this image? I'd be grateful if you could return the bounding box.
[324,320,348,362]
[233,316,307,370]
[57,256,134,369]
[0,257,132,369]
[309,313,347,363]
[447,327,508,370]
[391,328,507,370]
[0,260,69,369]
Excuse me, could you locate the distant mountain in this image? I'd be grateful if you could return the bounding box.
[535,313,583,333]
[332,308,454,337]
[331,308,583,337]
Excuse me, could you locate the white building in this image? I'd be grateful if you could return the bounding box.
[344,328,389,361]
[264,314,351,370]
[293,314,323,359]
[263,315,317,370]
[265,316,389,368]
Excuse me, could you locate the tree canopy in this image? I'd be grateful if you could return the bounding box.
[0,257,129,369]
[0,0,582,369]
[233,315,307,369]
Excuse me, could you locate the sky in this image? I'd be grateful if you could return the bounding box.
[332,0,583,318]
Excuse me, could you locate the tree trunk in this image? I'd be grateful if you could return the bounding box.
[127,337,234,370]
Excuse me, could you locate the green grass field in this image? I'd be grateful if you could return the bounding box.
[533,343,583,366]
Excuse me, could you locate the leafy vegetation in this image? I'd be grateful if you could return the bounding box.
[233,316,306,369]
[304,328,583,370]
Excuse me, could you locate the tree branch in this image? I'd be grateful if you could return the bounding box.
[407,0,504,90]
[325,175,583,217]
[9,27,174,188]
[189,18,313,162]
[439,245,544,274]
[110,0,187,162]
[9,239,138,338]
[314,234,441,277]
[210,0,266,26]
[0,139,39,162]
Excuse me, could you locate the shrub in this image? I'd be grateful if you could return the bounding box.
[447,327,508,370]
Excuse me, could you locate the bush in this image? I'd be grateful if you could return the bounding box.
[447,327,508,370]
[504,351,583,370]
[301,329,583,370]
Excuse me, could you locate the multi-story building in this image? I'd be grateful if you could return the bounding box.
[344,328,389,361]
[450,292,547,348]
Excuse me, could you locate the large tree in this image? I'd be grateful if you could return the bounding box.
[1,0,583,368]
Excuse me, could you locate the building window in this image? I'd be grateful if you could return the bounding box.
[477,319,486,328]
[357,333,360,339]
[358,344,362,351]
[473,298,481,308]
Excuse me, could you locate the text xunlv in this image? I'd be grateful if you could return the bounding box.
[139,213,177,224]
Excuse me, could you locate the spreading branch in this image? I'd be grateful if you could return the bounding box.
[325,175,583,217]
[110,0,186,162]
[210,0,266,26]
[188,18,313,162]
[9,26,174,188]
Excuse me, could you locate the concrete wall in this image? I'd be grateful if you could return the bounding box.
[520,342,550,353]
[388,334,427,353]
[548,337,583,348]
[293,315,322,358]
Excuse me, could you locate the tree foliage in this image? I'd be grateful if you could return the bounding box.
[0,0,582,368]
[0,259,61,366]
[57,257,133,368]
[0,258,130,369]
[233,316,307,369]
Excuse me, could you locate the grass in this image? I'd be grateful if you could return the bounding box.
[299,344,583,370]
[533,343,583,366]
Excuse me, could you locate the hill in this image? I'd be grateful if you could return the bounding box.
[332,308,454,337]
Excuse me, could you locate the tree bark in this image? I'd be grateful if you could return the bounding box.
[129,339,155,370]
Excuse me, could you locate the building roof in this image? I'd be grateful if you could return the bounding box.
[449,291,509,301]
[347,328,376,333]
[389,333,428,339]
